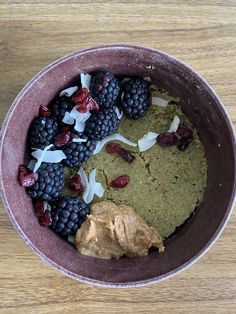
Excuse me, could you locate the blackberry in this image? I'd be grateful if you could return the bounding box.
[51,97,74,125]
[62,138,96,168]
[51,196,90,236]
[84,107,119,140]
[90,71,120,108]
[29,117,58,149]
[120,78,150,119]
[28,162,64,201]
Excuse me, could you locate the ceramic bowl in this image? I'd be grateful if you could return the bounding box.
[0,45,235,287]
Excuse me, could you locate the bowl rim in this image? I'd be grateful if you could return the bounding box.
[0,44,236,288]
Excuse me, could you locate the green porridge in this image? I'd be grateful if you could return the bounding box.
[63,102,207,238]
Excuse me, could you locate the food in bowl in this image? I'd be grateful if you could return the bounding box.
[17,70,207,259]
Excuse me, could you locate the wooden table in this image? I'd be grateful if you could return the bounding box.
[0,1,236,313]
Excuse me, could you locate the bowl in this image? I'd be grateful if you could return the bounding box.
[0,45,235,288]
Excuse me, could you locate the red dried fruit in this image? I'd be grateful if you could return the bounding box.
[176,124,193,140]
[110,175,130,188]
[177,138,191,151]
[18,165,38,187]
[118,147,136,164]
[106,142,121,154]
[156,132,177,147]
[54,131,71,147]
[72,87,99,112]
[39,210,52,227]
[69,174,84,193]
[106,142,136,164]
[34,199,45,216]
[39,105,51,117]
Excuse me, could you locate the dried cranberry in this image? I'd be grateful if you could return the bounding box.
[110,175,130,188]
[156,132,177,147]
[106,142,121,154]
[34,199,45,216]
[177,138,191,151]
[72,87,99,112]
[39,105,51,117]
[69,175,84,192]
[54,131,71,147]
[118,148,135,164]
[176,124,193,140]
[39,210,52,227]
[106,142,135,164]
[18,165,38,187]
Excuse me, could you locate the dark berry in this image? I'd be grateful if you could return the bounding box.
[51,196,89,236]
[110,175,130,188]
[18,165,38,187]
[177,138,191,151]
[156,132,177,147]
[51,97,74,124]
[120,78,150,119]
[29,117,58,149]
[28,162,64,201]
[84,107,119,140]
[62,138,96,168]
[90,71,120,108]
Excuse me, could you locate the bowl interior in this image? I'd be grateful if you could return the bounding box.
[0,45,235,287]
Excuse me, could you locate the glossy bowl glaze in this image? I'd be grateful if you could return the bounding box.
[0,45,235,287]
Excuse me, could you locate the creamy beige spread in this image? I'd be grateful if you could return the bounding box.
[75,201,164,259]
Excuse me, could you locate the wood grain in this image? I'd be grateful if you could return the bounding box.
[0,1,236,313]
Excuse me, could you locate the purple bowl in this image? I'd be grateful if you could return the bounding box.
[0,45,235,288]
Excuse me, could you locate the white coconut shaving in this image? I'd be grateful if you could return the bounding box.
[114,106,123,119]
[168,115,180,133]
[80,73,91,90]
[79,167,105,204]
[31,144,66,172]
[59,86,78,97]
[138,132,159,152]
[62,106,91,132]
[28,159,36,171]
[152,96,168,107]
[93,133,137,155]
[72,138,87,143]
[68,235,75,244]
[137,115,180,152]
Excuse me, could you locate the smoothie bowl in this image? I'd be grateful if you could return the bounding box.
[0,45,235,287]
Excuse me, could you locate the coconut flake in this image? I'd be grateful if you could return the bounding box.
[72,138,87,143]
[62,111,74,125]
[138,132,159,152]
[31,144,66,172]
[79,167,89,203]
[62,106,91,131]
[59,86,78,97]
[168,115,180,133]
[81,73,91,90]
[93,133,137,155]
[79,167,105,204]
[28,159,36,171]
[114,106,123,119]
[152,96,168,107]
[94,182,105,198]
[31,144,53,172]
[68,235,75,244]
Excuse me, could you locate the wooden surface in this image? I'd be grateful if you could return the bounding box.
[0,1,236,313]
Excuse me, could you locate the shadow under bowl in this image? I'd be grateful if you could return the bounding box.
[0,45,235,287]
